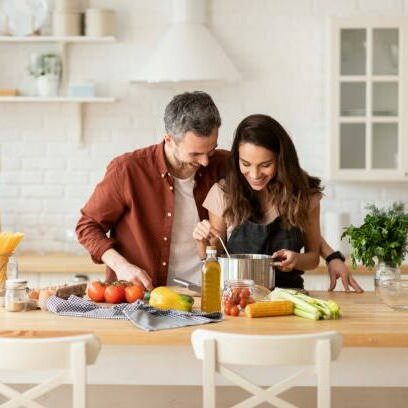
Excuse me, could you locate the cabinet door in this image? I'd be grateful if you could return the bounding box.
[330,18,408,181]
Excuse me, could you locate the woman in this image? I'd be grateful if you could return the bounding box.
[193,114,323,289]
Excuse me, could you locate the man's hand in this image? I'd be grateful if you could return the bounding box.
[328,259,364,293]
[272,249,299,272]
[101,248,153,291]
[117,263,153,291]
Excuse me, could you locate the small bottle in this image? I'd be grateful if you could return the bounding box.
[7,255,19,280]
[5,279,29,312]
[201,246,221,313]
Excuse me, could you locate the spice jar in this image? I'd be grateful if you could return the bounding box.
[222,279,255,316]
[5,279,29,312]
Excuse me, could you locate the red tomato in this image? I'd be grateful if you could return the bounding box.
[232,288,241,297]
[224,299,235,309]
[116,280,133,288]
[223,305,231,315]
[87,281,106,302]
[125,285,144,303]
[230,306,240,317]
[239,298,248,309]
[104,284,126,304]
[240,288,250,298]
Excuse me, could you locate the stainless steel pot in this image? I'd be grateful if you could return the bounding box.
[218,254,275,289]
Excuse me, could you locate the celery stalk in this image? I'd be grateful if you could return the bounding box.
[274,288,322,317]
[273,288,342,320]
[294,306,320,321]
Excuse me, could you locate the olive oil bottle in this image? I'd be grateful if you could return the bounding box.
[201,246,221,313]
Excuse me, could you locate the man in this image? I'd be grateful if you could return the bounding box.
[76,91,363,292]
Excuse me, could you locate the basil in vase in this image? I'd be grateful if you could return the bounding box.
[341,203,408,286]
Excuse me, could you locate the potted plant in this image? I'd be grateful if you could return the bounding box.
[27,53,62,97]
[341,202,408,286]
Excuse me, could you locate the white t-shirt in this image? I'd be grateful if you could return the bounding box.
[167,173,202,286]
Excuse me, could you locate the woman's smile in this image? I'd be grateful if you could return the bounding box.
[238,142,277,191]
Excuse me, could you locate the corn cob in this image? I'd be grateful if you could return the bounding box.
[245,300,294,318]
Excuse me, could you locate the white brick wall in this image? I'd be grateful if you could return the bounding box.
[0,0,407,255]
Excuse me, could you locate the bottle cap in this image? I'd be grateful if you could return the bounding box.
[206,246,217,255]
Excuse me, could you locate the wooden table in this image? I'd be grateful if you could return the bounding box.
[1,292,407,387]
[0,291,407,347]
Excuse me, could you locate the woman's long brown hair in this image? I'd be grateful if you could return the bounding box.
[223,114,323,230]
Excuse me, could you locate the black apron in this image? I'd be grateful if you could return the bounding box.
[226,217,305,289]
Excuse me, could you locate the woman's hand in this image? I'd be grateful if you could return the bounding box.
[272,249,299,272]
[328,259,364,293]
[193,219,220,241]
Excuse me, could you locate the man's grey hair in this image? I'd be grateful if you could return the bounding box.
[164,91,221,139]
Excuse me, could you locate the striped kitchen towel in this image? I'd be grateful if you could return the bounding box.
[46,295,223,331]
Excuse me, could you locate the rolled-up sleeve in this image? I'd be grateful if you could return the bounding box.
[76,160,127,263]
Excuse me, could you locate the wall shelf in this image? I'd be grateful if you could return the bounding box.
[0,97,115,103]
[0,36,115,43]
[0,97,116,145]
[0,36,117,145]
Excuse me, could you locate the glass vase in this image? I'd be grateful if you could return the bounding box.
[374,262,400,287]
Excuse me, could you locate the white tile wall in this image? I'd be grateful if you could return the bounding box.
[0,0,407,255]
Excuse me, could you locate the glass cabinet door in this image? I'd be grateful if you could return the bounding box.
[331,18,407,180]
[340,29,366,75]
[340,124,366,169]
[372,123,398,169]
[373,28,398,75]
[340,82,366,116]
[372,82,398,116]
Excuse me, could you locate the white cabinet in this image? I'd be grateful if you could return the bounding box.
[329,17,408,181]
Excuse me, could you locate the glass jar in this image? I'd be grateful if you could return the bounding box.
[222,279,255,316]
[0,253,12,291]
[0,253,19,289]
[375,262,400,287]
[5,279,29,312]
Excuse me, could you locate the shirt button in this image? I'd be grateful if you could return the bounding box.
[161,172,166,178]
[169,186,174,190]
[163,236,168,241]
[162,261,167,266]
[167,212,172,217]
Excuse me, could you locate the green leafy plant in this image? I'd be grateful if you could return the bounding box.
[341,202,408,268]
[27,53,62,78]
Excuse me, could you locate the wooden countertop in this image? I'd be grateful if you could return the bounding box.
[1,292,408,348]
[17,252,104,274]
[15,252,408,275]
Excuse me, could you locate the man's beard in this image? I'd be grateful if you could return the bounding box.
[173,146,198,171]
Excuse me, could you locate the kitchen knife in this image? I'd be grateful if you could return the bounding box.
[172,277,202,294]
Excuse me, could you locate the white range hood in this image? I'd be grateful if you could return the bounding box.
[136,0,241,83]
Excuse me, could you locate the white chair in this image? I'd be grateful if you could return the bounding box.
[191,329,342,408]
[0,334,101,408]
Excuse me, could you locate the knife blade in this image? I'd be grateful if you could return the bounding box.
[172,277,202,294]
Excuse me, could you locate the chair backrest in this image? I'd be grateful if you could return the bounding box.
[0,334,101,370]
[192,330,342,366]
